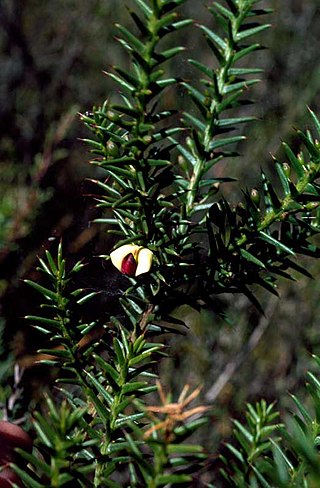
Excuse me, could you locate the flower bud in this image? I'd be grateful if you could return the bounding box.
[250,188,260,205]
[106,140,119,158]
[106,110,119,122]
[282,162,291,178]
[110,244,153,277]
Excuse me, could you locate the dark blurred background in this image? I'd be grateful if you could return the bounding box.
[1,0,320,456]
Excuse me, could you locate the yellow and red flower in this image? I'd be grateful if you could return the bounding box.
[110,244,153,277]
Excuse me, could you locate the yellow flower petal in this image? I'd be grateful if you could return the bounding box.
[135,248,153,276]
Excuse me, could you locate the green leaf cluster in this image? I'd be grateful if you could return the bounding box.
[82,0,282,312]
[203,111,320,310]
[12,0,320,487]
[12,397,95,487]
[218,355,320,487]
[176,0,271,217]
[23,245,207,486]
[24,241,96,368]
[220,400,281,487]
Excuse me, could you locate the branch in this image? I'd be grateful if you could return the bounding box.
[205,297,279,402]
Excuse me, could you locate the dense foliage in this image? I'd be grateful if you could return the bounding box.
[1,0,320,486]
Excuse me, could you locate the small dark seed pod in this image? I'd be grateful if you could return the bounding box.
[0,467,23,488]
[0,421,33,487]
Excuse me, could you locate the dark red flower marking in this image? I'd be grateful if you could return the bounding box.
[121,252,137,276]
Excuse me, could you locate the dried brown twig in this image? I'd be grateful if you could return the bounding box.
[144,381,209,441]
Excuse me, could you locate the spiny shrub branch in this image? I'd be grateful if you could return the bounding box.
[5,1,320,487]
[218,355,320,487]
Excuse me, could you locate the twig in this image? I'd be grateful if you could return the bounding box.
[205,297,279,402]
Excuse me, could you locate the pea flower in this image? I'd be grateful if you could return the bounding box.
[110,244,153,277]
